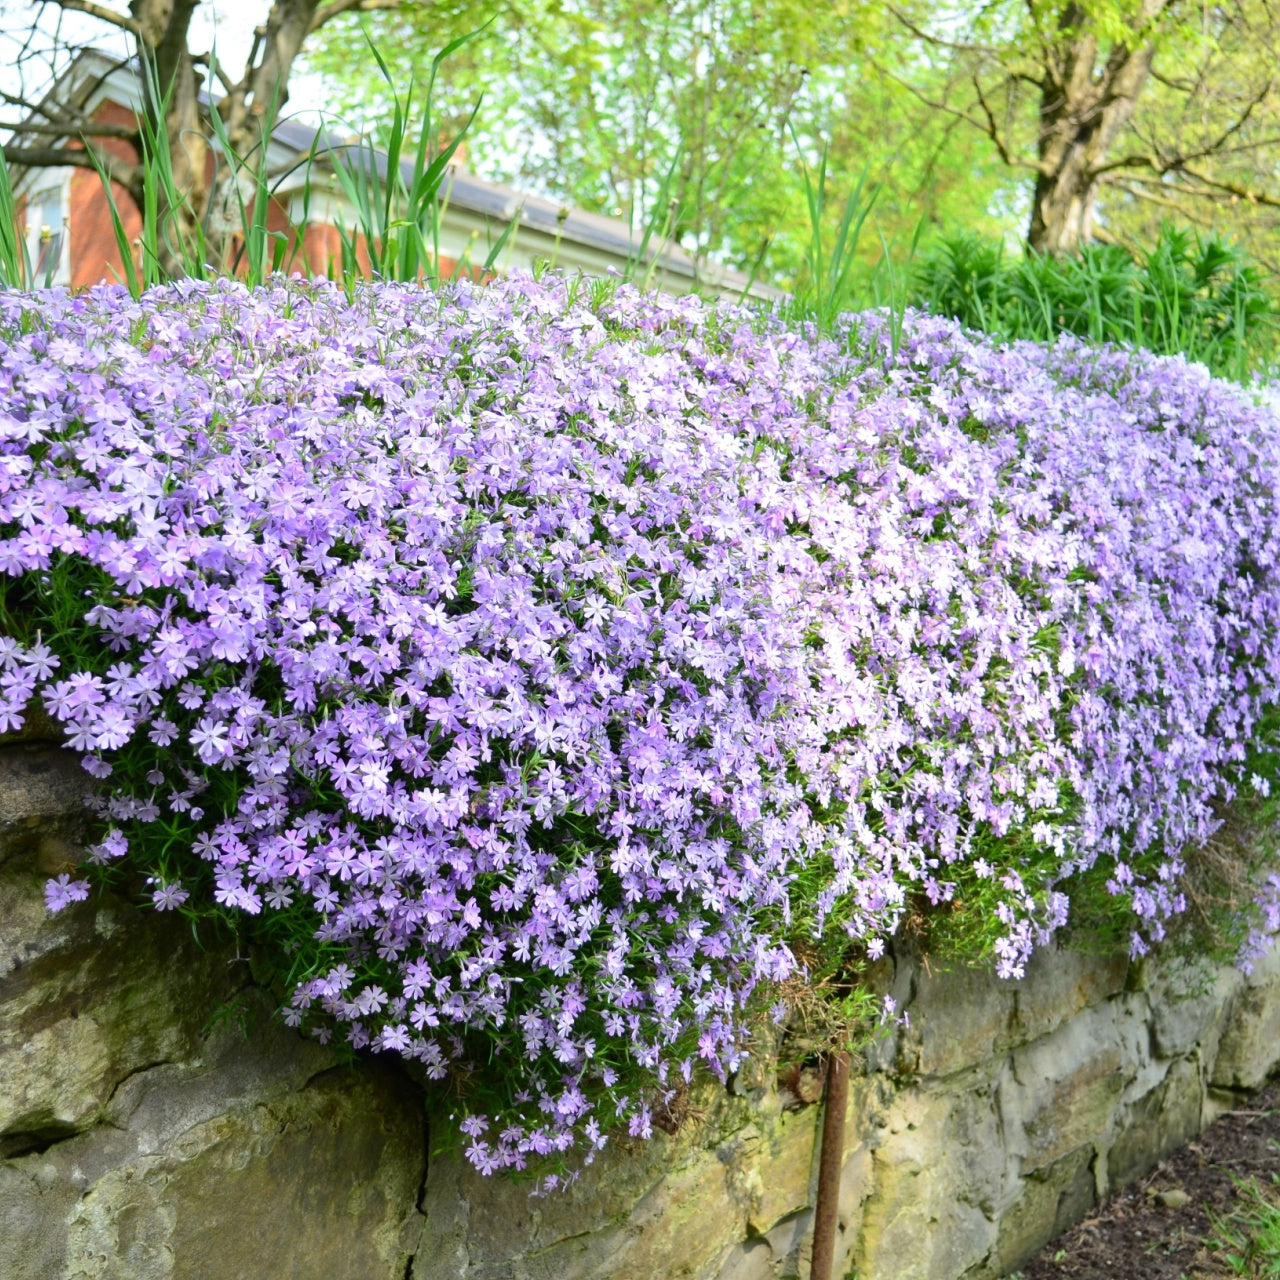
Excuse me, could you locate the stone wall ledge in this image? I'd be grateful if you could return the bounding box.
[3,742,1279,1279]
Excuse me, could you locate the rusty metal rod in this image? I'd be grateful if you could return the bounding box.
[809,1050,850,1280]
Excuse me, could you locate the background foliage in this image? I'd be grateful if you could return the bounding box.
[299,0,1280,284]
[300,0,1017,286]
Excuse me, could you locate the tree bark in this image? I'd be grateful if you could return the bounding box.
[7,0,392,277]
[129,0,210,273]
[1026,0,1168,253]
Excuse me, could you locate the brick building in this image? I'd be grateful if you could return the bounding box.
[9,50,776,302]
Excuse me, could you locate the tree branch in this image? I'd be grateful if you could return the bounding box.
[1111,178,1218,225]
[1192,78,1274,159]
[873,62,1039,171]
[2,142,137,191]
[151,0,203,104]
[970,73,1017,168]
[1170,164,1280,209]
[1147,65,1196,94]
[1,90,66,124]
[881,5,1000,56]
[54,0,144,38]
[193,52,237,97]
[1118,167,1280,211]
[308,0,404,35]
[1095,80,1279,178]
[1,117,140,141]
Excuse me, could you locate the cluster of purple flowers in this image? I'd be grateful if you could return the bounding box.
[2,274,1278,1173]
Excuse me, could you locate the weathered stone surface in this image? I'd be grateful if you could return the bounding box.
[1006,1003,1130,1171]
[1106,1058,1202,1191]
[743,1113,817,1236]
[894,941,1130,1085]
[1149,956,1242,1063]
[415,1092,818,1280]
[0,1159,79,1279]
[1,1053,424,1280]
[856,1085,1001,1280]
[714,1238,773,1280]
[0,862,234,1142]
[1212,943,1280,1090]
[994,1145,1096,1278]
[1010,944,1130,1048]
[0,812,424,1280]
[894,955,1018,1079]
[0,744,93,866]
[835,1140,873,1242]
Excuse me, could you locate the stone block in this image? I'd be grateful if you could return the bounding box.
[1149,956,1242,1062]
[0,1160,78,1280]
[837,1140,873,1235]
[1011,944,1130,1048]
[715,1238,773,1280]
[831,1143,873,1280]
[994,1145,1095,1279]
[1212,943,1280,1090]
[1105,1057,1203,1192]
[0,866,234,1142]
[762,1208,810,1278]
[855,1087,1000,1280]
[895,956,1018,1079]
[416,1101,761,1280]
[0,1053,424,1280]
[0,744,93,866]
[1007,1004,1130,1171]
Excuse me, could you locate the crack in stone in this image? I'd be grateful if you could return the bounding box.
[399,1090,431,1280]
[0,1123,82,1159]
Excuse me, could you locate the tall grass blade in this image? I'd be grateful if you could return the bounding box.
[206,56,289,287]
[322,22,488,285]
[791,128,880,335]
[86,146,142,297]
[478,206,522,278]
[624,148,684,289]
[0,145,33,288]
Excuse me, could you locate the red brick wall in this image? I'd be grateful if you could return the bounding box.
[69,101,142,290]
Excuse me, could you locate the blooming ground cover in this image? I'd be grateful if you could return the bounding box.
[1,273,1279,1176]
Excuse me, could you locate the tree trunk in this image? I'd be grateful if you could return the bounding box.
[129,0,205,274]
[1026,1,1167,254]
[127,0,324,274]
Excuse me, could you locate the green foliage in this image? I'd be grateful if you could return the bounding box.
[790,145,878,335]
[301,1,1019,288]
[205,68,293,289]
[1205,1165,1280,1276]
[0,146,35,288]
[913,225,1278,381]
[320,24,521,289]
[57,36,493,300]
[773,146,925,358]
[87,56,214,296]
[305,0,835,268]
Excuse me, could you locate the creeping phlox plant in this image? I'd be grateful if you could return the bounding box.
[1,275,1279,1177]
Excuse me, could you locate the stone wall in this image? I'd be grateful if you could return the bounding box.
[4,735,1280,1280]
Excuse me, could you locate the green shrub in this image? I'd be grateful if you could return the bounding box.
[913,225,1278,381]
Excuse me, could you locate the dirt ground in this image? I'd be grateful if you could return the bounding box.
[1016,1078,1280,1280]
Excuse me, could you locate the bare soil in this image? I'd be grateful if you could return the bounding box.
[1016,1078,1280,1280]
